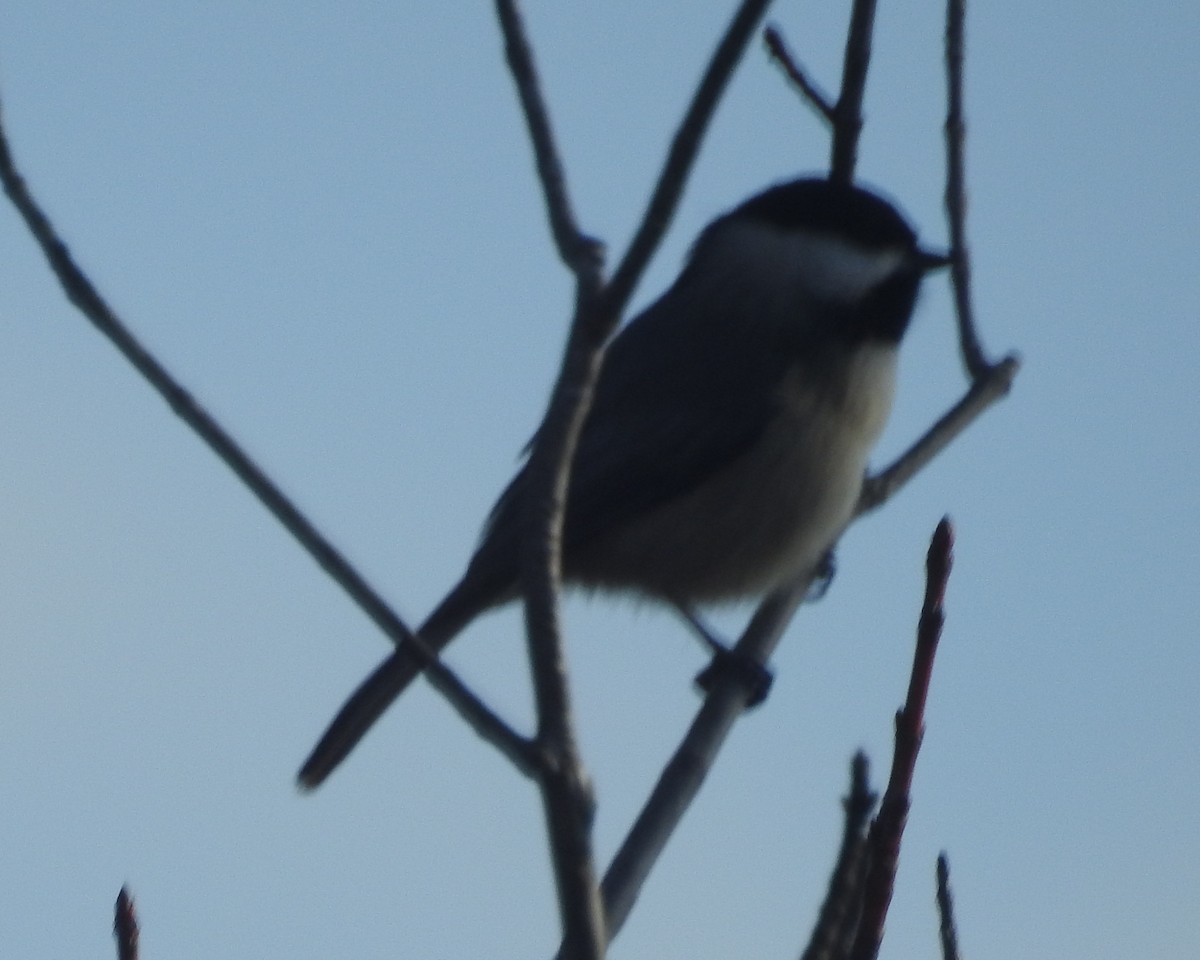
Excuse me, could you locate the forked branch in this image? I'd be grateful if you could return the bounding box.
[497,2,776,956]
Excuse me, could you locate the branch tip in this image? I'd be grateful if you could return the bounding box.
[926,517,954,599]
[114,886,140,960]
[494,0,596,279]
[606,0,773,315]
[763,24,836,122]
[936,853,963,960]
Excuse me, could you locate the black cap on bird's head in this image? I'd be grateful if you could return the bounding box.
[736,177,917,247]
[702,177,950,344]
[732,177,950,266]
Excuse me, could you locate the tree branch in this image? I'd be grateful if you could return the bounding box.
[936,854,963,960]
[0,102,417,663]
[849,518,953,960]
[494,0,601,277]
[800,753,877,960]
[520,312,607,960]
[766,0,877,185]
[599,581,808,938]
[764,24,837,122]
[418,640,542,777]
[856,0,1020,513]
[943,0,991,380]
[113,886,139,960]
[603,0,774,316]
[0,96,534,789]
[494,1,609,953]
[830,0,879,183]
[4,2,1002,952]
[856,355,1018,514]
[862,0,1024,521]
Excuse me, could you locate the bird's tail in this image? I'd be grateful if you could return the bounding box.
[296,579,494,790]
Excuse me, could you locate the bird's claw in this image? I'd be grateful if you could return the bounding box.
[806,549,837,602]
[694,646,774,707]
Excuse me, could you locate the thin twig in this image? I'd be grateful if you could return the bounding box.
[855,0,1021,515]
[0,106,410,658]
[494,0,600,277]
[936,854,963,960]
[604,0,774,317]
[856,355,1018,514]
[764,24,836,122]
[800,753,878,960]
[0,100,529,780]
[114,886,139,960]
[420,649,541,777]
[943,0,990,379]
[849,519,953,960]
[829,0,879,183]
[599,582,807,939]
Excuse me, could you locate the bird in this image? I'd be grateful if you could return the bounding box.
[298,176,948,789]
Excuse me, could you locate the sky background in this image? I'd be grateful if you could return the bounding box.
[1,3,1197,959]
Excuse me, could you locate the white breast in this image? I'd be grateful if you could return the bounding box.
[570,343,899,603]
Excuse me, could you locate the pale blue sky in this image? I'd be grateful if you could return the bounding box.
[1,4,1197,959]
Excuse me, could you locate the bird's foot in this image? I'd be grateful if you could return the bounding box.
[806,549,837,602]
[694,646,774,707]
[674,604,773,706]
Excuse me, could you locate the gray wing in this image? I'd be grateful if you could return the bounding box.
[469,275,807,574]
[562,295,784,545]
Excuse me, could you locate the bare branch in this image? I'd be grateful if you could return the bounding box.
[494,0,601,277]
[943,0,991,379]
[800,753,877,960]
[2,95,533,793]
[829,0,879,183]
[769,0,879,184]
[856,354,1018,514]
[599,581,807,939]
[764,24,837,122]
[604,0,774,316]
[493,3,609,953]
[113,887,139,960]
[519,313,607,960]
[418,646,541,777]
[849,518,953,960]
[936,854,963,960]
[0,101,422,663]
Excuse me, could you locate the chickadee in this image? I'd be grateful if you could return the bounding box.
[299,176,947,788]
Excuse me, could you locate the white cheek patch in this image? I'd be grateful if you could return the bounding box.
[715,221,907,303]
[781,229,906,301]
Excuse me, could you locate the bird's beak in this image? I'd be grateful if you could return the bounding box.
[916,248,953,272]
